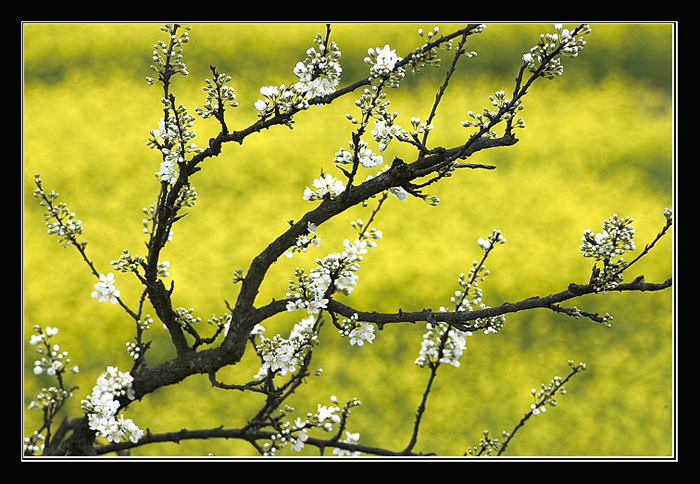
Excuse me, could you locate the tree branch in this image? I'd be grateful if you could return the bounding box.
[183,23,487,176]
[92,425,428,457]
[326,278,672,332]
[230,135,517,327]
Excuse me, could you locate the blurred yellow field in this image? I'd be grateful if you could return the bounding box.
[23,23,674,457]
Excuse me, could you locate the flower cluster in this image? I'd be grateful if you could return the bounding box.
[408,25,482,74]
[253,316,318,378]
[110,248,166,277]
[332,431,362,456]
[207,313,232,333]
[416,231,507,368]
[231,267,245,284]
[293,32,342,99]
[27,385,72,414]
[263,396,361,456]
[580,214,635,260]
[371,116,403,153]
[365,44,404,87]
[477,228,507,252]
[195,70,239,119]
[26,326,78,439]
[91,273,121,304]
[255,32,342,117]
[337,313,376,346]
[126,341,140,360]
[284,222,321,258]
[138,314,154,331]
[406,116,433,138]
[415,322,469,368]
[33,174,86,249]
[111,249,142,272]
[407,27,446,72]
[311,399,343,429]
[529,361,587,416]
[353,83,392,122]
[255,335,300,378]
[29,325,79,377]
[349,322,375,346]
[333,138,384,168]
[523,24,591,79]
[580,214,635,290]
[461,90,525,138]
[176,183,198,208]
[149,102,200,185]
[287,220,379,314]
[24,431,45,455]
[175,306,201,328]
[466,429,508,456]
[452,231,507,334]
[342,84,402,158]
[146,24,190,85]
[254,84,309,116]
[286,267,330,315]
[81,366,142,444]
[266,417,309,455]
[303,173,345,202]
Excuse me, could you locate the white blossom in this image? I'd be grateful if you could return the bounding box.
[415,323,468,368]
[357,141,383,168]
[332,431,361,456]
[253,316,318,378]
[293,33,342,99]
[254,99,268,111]
[365,44,405,87]
[195,72,239,119]
[91,273,121,304]
[255,33,341,118]
[333,139,383,168]
[81,366,141,444]
[260,336,299,376]
[260,85,279,98]
[522,24,590,79]
[303,174,345,201]
[371,118,402,152]
[291,428,308,452]
[156,158,179,184]
[580,214,635,291]
[284,222,322,258]
[531,403,546,416]
[27,325,78,382]
[375,45,399,70]
[348,322,375,346]
[314,403,341,425]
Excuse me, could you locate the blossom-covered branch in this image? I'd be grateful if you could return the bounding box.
[466,361,588,456]
[327,277,672,332]
[92,420,427,457]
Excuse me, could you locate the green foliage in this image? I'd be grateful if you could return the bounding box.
[23,23,673,457]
